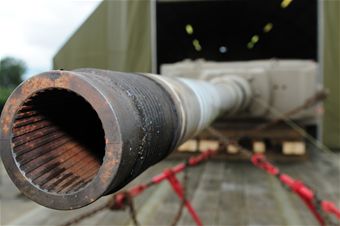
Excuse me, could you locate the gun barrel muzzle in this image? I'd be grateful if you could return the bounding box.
[0,69,251,209]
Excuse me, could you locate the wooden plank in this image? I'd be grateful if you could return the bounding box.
[140,163,206,225]
[269,175,305,225]
[282,141,306,155]
[0,162,43,225]
[277,162,322,225]
[177,162,225,225]
[280,154,340,208]
[242,164,287,225]
[3,151,339,226]
[199,140,219,152]
[253,141,266,153]
[90,161,177,226]
[6,161,177,226]
[226,143,240,154]
[273,152,340,225]
[217,163,247,226]
[127,181,173,226]
[178,139,198,152]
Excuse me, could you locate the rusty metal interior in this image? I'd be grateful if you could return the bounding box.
[11,88,105,194]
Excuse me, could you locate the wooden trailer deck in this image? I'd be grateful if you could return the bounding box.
[1,150,339,226]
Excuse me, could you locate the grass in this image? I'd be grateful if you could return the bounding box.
[0,87,14,107]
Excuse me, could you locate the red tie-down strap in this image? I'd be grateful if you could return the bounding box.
[112,172,203,226]
[111,185,149,210]
[151,149,216,183]
[111,150,217,226]
[252,153,340,226]
[162,169,203,226]
[251,153,279,175]
[149,151,217,226]
[322,201,340,219]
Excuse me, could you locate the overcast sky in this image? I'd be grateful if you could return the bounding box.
[0,0,102,79]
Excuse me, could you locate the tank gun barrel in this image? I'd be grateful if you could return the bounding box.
[0,69,251,209]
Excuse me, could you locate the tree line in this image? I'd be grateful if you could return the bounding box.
[0,57,26,109]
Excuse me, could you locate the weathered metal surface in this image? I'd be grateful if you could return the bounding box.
[0,68,251,210]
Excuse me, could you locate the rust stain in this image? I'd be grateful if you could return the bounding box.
[20,77,54,96]
[55,72,72,88]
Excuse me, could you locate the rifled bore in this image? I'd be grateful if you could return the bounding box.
[0,69,251,210]
[11,88,105,194]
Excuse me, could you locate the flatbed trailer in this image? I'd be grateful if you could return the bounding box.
[1,148,339,226]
